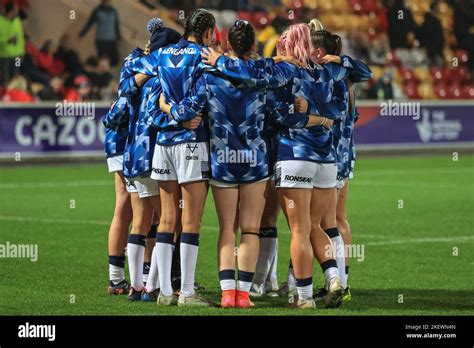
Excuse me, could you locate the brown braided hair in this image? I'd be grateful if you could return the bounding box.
[183,9,216,45]
[228,20,255,59]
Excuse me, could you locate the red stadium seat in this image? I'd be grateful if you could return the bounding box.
[460,85,474,99]
[386,50,401,67]
[403,81,420,99]
[430,67,447,82]
[350,0,363,13]
[448,67,471,85]
[399,68,418,84]
[361,0,379,14]
[448,83,463,99]
[434,82,449,99]
[253,12,270,28]
[290,0,303,9]
[237,11,253,23]
[454,49,469,65]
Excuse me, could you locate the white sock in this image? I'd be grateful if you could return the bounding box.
[127,234,146,291]
[108,255,125,284]
[288,263,296,291]
[296,284,313,301]
[332,235,347,288]
[145,246,159,292]
[142,263,150,285]
[219,269,235,291]
[180,233,200,297]
[325,228,347,289]
[109,264,125,284]
[265,242,279,291]
[237,270,254,293]
[220,280,236,291]
[324,267,340,286]
[253,228,278,288]
[156,233,174,296]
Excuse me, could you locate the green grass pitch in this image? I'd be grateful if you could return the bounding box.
[0,154,473,316]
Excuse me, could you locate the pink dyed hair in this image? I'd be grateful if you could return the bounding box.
[277,23,312,68]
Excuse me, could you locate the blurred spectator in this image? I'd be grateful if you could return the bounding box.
[37,76,63,101]
[2,74,34,102]
[85,56,113,99]
[21,34,50,85]
[416,2,444,66]
[347,30,370,63]
[451,0,474,72]
[369,72,394,100]
[369,33,389,66]
[208,0,238,30]
[54,34,83,76]
[63,75,91,102]
[387,0,417,49]
[36,40,64,76]
[270,5,291,34]
[0,1,25,86]
[79,0,121,66]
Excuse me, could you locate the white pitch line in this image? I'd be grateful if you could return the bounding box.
[357,167,473,177]
[353,181,465,189]
[366,235,474,246]
[1,216,471,248]
[1,166,473,189]
[0,215,110,226]
[0,180,111,189]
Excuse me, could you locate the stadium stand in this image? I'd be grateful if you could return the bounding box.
[0,0,473,102]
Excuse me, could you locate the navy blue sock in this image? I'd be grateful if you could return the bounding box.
[109,255,125,268]
[324,227,340,238]
[259,227,278,238]
[320,259,338,272]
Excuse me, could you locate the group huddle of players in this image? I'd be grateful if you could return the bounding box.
[102,9,371,309]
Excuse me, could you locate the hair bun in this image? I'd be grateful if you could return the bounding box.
[147,18,164,34]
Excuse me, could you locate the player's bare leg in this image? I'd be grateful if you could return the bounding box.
[142,207,160,301]
[127,192,153,300]
[337,182,352,301]
[177,180,209,306]
[107,172,132,295]
[311,188,343,307]
[321,188,346,296]
[279,188,315,308]
[251,180,280,297]
[212,185,239,308]
[156,180,181,306]
[235,180,267,308]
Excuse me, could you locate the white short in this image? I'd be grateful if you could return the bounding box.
[151,142,210,184]
[125,175,159,198]
[335,177,348,190]
[125,178,138,193]
[275,160,337,189]
[210,177,269,188]
[107,155,123,173]
[134,175,160,198]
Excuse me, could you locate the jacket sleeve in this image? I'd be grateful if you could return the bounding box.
[170,74,208,122]
[102,97,129,130]
[214,56,295,88]
[266,89,308,128]
[147,78,179,129]
[326,55,372,83]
